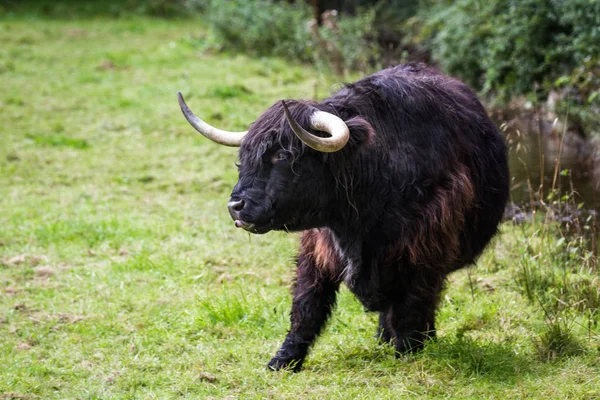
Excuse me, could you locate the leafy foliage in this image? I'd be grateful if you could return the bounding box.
[199,0,599,133]
[416,0,600,131]
[203,0,380,73]
[206,0,313,62]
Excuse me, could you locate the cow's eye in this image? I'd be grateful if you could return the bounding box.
[271,151,288,164]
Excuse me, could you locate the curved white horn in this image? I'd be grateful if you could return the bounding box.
[178,92,247,147]
[282,101,349,152]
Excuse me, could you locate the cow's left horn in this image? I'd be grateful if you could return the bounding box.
[178,92,247,147]
[282,101,349,153]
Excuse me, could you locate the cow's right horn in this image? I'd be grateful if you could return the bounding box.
[282,100,349,153]
[178,92,247,147]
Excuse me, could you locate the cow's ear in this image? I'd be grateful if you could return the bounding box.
[345,116,375,148]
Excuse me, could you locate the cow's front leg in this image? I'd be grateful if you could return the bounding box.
[268,230,341,372]
[267,261,340,371]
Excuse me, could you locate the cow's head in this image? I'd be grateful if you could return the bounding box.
[178,93,372,234]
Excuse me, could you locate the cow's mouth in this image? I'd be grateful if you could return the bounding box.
[233,213,300,234]
[234,220,272,234]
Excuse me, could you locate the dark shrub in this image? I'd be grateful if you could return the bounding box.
[415,0,599,132]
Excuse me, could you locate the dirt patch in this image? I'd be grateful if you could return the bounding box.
[33,266,55,279]
[15,342,33,350]
[29,255,47,266]
[3,254,48,267]
[67,29,87,38]
[104,370,121,384]
[58,313,84,324]
[27,312,85,325]
[6,254,27,265]
[3,287,19,296]
[0,393,39,400]
[98,60,117,70]
[97,60,129,71]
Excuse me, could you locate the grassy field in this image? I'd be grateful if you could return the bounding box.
[1,14,599,399]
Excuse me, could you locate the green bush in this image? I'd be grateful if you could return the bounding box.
[415,0,599,132]
[206,0,313,62]
[313,7,380,72]
[204,0,380,73]
[420,0,559,96]
[135,0,207,17]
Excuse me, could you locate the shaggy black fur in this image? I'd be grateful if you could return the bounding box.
[226,63,509,371]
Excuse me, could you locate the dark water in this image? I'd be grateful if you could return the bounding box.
[502,115,600,211]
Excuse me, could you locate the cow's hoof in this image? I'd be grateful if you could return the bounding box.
[394,330,435,356]
[394,338,425,356]
[267,357,303,372]
[375,328,393,345]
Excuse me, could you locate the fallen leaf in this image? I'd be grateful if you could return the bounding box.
[217,273,234,283]
[477,278,496,292]
[198,372,217,382]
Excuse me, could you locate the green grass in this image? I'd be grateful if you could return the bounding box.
[0,14,599,399]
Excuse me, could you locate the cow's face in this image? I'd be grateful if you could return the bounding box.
[228,129,332,234]
[177,94,373,234]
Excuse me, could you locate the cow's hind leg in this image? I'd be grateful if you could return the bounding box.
[376,312,393,344]
[387,272,444,355]
[268,231,341,372]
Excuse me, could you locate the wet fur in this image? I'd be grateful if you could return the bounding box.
[229,64,509,371]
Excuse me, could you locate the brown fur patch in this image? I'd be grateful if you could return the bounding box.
[301,229,340,279]
[391,164,475,266]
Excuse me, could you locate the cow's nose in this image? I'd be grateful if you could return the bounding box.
[228,199,245,218]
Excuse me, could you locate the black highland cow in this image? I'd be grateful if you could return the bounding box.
[178,63,509,371]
